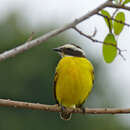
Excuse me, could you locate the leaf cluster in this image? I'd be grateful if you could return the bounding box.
[100,0,129,63]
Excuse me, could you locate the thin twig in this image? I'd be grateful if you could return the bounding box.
[97,13,130,27]
[107,15,112,33]
[27,32,35,42]
[0,99,130,114]
[112,0,122,18]
[73,27,126,59]
[73,26,114,46]
[92,27,97,37]
[112,8,119,18]
[118,49,127,60]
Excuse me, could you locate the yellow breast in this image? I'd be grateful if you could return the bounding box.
[54,56,94,108]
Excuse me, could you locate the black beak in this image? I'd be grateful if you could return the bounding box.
[53,47,61,52]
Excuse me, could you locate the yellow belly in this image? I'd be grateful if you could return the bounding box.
[54,56,94,108]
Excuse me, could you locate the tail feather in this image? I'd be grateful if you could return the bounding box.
[60,111,72,120]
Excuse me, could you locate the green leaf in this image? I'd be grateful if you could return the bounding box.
[101,10,113,32]
[113,12,125,35]
[123,0,130,5]
[103,33,117,63]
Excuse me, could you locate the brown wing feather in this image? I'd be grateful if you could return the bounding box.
[54,72,59,104]
[92,70,94,84]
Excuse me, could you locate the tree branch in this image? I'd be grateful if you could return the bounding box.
[107,3,130,11]
[73,27,126,60]
[0,99,130,114]
[0,0,114,62]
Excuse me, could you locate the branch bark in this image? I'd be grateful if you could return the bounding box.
[108,3,130,11]
[0,0,121,62]
[0,99,130,114]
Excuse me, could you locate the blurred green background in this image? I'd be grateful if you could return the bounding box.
[0,12,129,130]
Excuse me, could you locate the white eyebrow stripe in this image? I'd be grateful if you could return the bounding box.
[61,44,85,55]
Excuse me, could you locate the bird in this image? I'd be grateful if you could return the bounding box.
[53,43,94,120]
